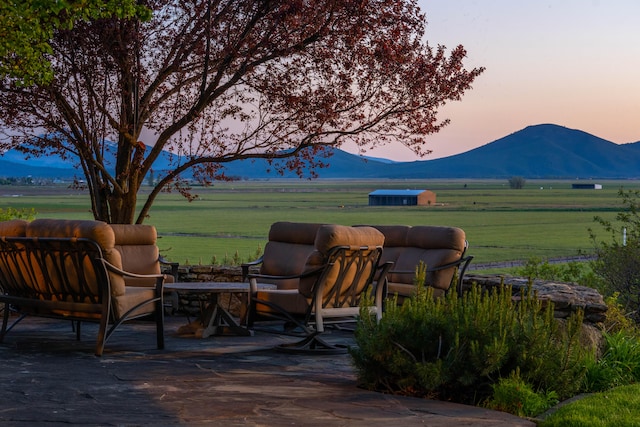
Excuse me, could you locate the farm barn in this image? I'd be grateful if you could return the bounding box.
[368,189,436,206]
[572,183,603,189]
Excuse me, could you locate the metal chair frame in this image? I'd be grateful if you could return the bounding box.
[248,245,391,353]
[0,237,164,356]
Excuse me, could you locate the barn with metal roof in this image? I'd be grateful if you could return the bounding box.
[368,189,436,206]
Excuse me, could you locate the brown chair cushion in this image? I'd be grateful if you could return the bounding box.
[299,225,384,298]
[313,224,384,254]
[253,289,310,316]
[25,219,126,296]
[0,220,35,294]
[364,225,409,247]
[0,219,29,237]
[407,226,466,252]
[110,224,157,246]
[259,222,324,290]
[366,224,467,294]
[111,224,161,286]
[268,221,324,245]
[112,286,157,319]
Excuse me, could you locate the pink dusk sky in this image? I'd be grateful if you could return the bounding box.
[345,0,640,161]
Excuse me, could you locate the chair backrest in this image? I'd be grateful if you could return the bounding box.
[0,219,29,237]
[0,236,109,310]
[297,225,385,330]
[369,225,467,291]
[25,219,127,296]
[110,224,162,286]
[259,221,325,289]
[0,219,166,291]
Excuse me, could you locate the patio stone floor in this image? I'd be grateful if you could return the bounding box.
[0,314,535,426]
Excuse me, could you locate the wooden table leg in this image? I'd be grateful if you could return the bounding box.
[196,293,253,338]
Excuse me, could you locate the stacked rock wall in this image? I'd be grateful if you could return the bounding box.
[163,265,608,324]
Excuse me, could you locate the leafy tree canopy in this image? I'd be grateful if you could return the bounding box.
[0,0,149,85]
[0,0,484,224]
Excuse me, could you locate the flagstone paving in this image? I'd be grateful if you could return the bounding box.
[0,315,535,426]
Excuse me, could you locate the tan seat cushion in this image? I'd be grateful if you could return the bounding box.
[253,289,310,316]
[112,286,157,319]
[388,281,446,301]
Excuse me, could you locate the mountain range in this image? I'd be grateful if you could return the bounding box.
[2,124,639,180]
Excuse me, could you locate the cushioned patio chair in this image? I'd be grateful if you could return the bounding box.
[0,219,168,356]
[246,223,390,353]
[366,225,473,303]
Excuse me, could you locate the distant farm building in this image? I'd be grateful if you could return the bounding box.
[368,189,436,206]
[572,183,602,190]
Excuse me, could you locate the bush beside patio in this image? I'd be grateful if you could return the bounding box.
[350,263,640,420]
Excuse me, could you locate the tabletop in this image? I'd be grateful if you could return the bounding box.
[164,282,276,293]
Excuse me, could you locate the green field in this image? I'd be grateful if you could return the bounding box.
[0,179,636,265]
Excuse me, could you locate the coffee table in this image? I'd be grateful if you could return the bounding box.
[164,282,276,338]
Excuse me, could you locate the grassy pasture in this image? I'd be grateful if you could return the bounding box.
[0,179,636,265]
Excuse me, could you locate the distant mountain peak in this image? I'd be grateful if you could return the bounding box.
[2,124,639,180]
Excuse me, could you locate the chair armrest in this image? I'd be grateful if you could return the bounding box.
[242,256,264,281]
[102,259,165,279]
[101,259,166,294]
[387,256,474,295]
[159,255,179,279]
[247,266,325,282]
[377,261,394,285]
[389,256,473,276]
[454,255,474,293]
[373,261,394,316]
[247,266,326,293]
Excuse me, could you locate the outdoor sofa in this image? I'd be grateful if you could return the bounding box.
[0,218,172,356]
[364,225,472,302]
[243,222,472,306]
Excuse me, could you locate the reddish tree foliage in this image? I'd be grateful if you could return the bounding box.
[0,0,483,224]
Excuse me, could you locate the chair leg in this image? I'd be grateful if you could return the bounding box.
[276,331,348,354]
[95,316,108,357]
[155,297,165,350]
[0,303,8,343]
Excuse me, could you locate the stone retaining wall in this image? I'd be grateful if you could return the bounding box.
[165,265,608,324]
[464,274,608,324]
[165,265,245,316]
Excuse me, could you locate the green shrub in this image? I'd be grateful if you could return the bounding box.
[583,330,640,392]
[589,187,640,322]
[350,281,592,405]
[602,293,639,334]
[484,369,558,417]
[516,257,602,289]
[0,207,36,221]
[210,245,263,266]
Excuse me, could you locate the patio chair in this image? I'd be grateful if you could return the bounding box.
[246,223,390,353]
[0,219,168,356]
[363,225,473,303]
